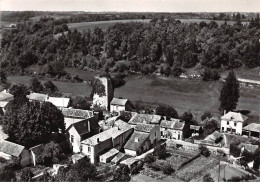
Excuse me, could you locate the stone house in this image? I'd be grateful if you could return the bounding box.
[66,116,101,153]
[160,119,187,140]
[124,123,160,156]
[220,111,248,135]
[81,124,134,163]
[0,140,31,167]
[110,98,130,113]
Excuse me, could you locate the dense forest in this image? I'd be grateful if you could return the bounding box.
[0,14,260,77]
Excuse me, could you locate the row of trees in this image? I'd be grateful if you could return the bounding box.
[1,14,260,75]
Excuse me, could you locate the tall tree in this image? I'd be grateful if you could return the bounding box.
[219,70,240,113]
[30,77,43,93]
[1,101,64,148]
[156,104,178,119]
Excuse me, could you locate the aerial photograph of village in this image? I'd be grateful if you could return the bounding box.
[0,0,259,182]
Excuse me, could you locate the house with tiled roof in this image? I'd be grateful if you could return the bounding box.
[0,140,31,167]
[220,111,248,135]
[66,116,101,153]
[81,124,134,163]
[110,97,131,113]
[128,113,162,125]
[160,119,187,140]
[124,123,160,156]
[242,123,260,138]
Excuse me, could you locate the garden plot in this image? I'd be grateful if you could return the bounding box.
[176,156,219,182]
[163,153,190,170]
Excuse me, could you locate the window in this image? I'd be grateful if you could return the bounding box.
[80,145,83,151]
[161,131,163,136]
[71,135,74,143]
[234,122,237,127]
[227,121,229,125]
[88,146,91,152]
[222,127,224,131]
[155,132,156,137]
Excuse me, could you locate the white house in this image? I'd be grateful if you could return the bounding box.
[160,119,186,140]
[110,98,130,113]
[46,97,70,108]
[220,111,248,135]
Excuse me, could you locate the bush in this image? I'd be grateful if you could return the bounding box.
[144,153,156,164]
[202,68,220,81]
[153,144,168,160]
[203,173,214,182]
[201,111,213,121]
[147,162,161,171]
[20,167,34,182]
[162,163,175,175]
[199,145,211,157]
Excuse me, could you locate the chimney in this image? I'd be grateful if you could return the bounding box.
[97,138,100,143]
[134,137,139,143]
[224,110,226,115]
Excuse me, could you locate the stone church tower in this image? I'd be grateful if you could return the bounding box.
[92,76,114,110]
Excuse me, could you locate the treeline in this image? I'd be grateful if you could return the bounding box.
[1,15,260,76]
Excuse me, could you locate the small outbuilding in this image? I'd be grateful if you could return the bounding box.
[110,98,130,113]
[99,148,119,163]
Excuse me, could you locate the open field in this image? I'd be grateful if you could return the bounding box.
[7,72,260,118]
[67,19,151,31]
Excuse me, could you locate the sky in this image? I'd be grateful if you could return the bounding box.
[1,0,260,12]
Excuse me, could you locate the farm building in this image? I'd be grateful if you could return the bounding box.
[99,148,119,163]
[110,98,130,113]
[242,123,260,138]
[67,117,101,153]
[190,125,203,135]
[128,113,162,125]
[160,119,187,140]
[0,140,31,167]
[220,111,248,135]
[81,124,133,163]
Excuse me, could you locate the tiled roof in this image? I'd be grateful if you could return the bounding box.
[60,108,94,119]
[128,113,162,125]
[111,152,128,164]
[64,117,85,130]
[221,111,248,122]
[120,157,137,166]
[46,97,70,108]
[239,143,259,153]
[243,123,260,133]
[110,98,128,106]
[0,140,25,157]
[134,123,155,133]
[100,148,119,159]
[0,101,9,108]
[114,119,133,129]
[124,131,149,151]
[190,125,202,130]
[67,117,100,136]
[82,124,133,146]
[0,91,13,101]
[27,92,48,102]
[161,119,185,130]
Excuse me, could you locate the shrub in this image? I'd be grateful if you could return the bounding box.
[153,144,168,159]
[199,145,211,157]
[144,153,156,164]
[147,162,161,171]
[20,167,34,182]
[201,111,213,121]
[162,163,175,175]
[203,173,214,182]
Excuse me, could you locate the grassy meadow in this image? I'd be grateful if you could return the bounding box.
[7,67,260,120]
